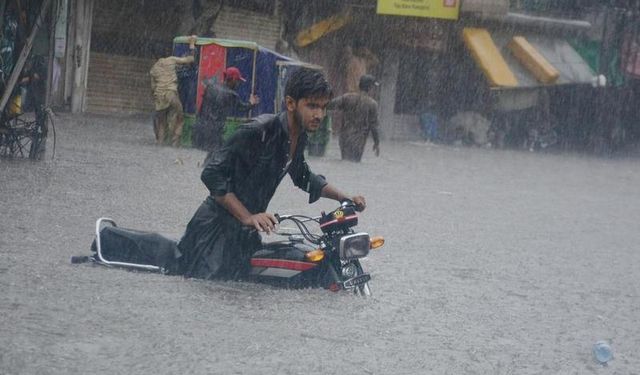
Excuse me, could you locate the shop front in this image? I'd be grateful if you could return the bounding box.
[456,23,600,149]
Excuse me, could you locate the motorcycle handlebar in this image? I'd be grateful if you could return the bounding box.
[340,199,357,210]
[273,201,354,225]
[272,213,319,224]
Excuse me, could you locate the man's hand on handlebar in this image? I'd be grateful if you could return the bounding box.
[350,195,366,212]
[242,213,278,234]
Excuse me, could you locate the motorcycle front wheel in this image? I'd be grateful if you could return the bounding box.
[353,260,371,297]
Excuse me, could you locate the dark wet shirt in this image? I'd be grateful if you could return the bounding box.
[202,111,328,212]
[199,82,253,126]
[178,112,328,279]
[329,92,380,146]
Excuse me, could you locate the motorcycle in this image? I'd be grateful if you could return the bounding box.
[72,200,384,296]
[249,200,384,295]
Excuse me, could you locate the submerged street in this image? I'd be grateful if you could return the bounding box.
[1,113,639,374]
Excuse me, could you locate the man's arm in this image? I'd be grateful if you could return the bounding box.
[288,156,367,212]
[369,102,380,156]
[232,92,256,112]
[173,55,195,65]
[173,35,197,65]
[327,95,345,111]
[320,183,366,212]
[215,193,277,233]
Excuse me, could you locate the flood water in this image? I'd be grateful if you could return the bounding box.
[1,113,639,374]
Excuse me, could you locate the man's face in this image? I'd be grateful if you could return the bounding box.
[226,79,240,90]
[287,96,329,132]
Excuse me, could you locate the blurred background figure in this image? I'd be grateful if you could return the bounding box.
[344,42,379,93]
[192,66,259,165]
[149,35,197,147]
[329,74,380,162]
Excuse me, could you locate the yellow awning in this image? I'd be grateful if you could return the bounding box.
[465,29,596,89]
[508,36,559,84]
[462,28,519,87]
[295,10,351,48]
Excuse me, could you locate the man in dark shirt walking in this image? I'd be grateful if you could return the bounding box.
[329,74,381,162]
[178,68,367,280]
[192,67,259,164]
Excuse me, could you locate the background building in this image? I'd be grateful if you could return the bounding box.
[3,0,638,153]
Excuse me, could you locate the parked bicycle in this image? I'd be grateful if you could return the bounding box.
[0,105,55,160]
[1,52,55,160]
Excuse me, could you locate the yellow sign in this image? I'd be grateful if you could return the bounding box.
[377,0,460,20]
[334,210,344,220]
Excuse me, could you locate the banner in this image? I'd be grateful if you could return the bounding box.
[377,0,460,20]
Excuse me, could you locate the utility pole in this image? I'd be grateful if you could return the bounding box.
[70,0,94,113]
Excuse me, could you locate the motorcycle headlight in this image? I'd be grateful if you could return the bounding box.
[339,233,370,260]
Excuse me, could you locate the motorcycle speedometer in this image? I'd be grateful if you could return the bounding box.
[339,233,370,260]
[319,206,358,233]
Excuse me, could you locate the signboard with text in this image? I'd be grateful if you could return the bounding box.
[377,0,460,20]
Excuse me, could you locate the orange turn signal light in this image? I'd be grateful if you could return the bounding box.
[305,249,325,262]
[370,236,385,249]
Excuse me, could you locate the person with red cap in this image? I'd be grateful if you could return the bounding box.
[192,66,259,164]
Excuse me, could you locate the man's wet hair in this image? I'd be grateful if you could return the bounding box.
[285,67,332,101]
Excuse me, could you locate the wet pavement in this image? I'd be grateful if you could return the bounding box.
[1,112,639,374]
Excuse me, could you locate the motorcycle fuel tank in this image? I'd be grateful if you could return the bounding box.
[250,240,319,278]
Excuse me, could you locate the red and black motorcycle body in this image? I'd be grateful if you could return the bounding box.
[246,203,375,294]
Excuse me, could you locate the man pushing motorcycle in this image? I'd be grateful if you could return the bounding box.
[177,68,367,280]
